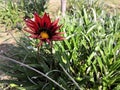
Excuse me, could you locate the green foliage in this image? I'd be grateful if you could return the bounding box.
[0,0,120,90]
[0,0,24,30]
[0,0,48,31]
[18,0,48,14]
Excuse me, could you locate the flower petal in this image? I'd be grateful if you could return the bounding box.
[52,25,62,32]
[52,19,59,26]
[52,35,65,41]
[24,27,35,34]
[42,13,51,28]
[34,12,42,27]
[25,19,39,32]
[29,34,38,39]
[46,39,51,44]
[37,41,43,46]
[54,32,65,35]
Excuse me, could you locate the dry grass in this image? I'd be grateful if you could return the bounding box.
[46,0,61,17]
[46,0,120,16]
[102,0,120,13]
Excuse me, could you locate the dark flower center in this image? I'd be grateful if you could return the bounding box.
[40,31,49,39]
[35,28,52,39]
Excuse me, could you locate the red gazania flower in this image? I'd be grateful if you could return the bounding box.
[24,12,64,46]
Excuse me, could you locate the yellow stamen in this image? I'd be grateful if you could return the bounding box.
[40,32,49,39]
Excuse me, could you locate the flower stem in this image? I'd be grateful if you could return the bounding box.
[36,46,40,62]
[48,42,52,70]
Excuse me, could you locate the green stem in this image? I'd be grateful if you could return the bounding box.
[59,64,82,90]
[49,42,53,70]
[36,46,40,62]
[50,41,53,54]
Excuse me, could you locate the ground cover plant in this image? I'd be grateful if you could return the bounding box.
[0,0,120,90]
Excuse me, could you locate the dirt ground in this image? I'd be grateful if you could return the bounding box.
[0,24,21,55]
